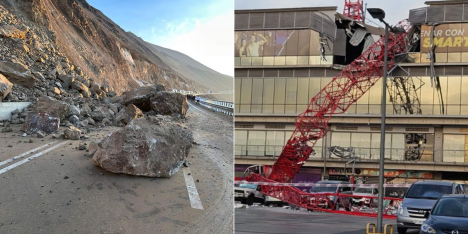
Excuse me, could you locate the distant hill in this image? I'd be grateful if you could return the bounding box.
[148,43,233,100]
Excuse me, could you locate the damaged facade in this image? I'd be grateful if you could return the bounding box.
[235,3,468,184]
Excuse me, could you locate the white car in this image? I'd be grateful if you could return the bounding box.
[234,184,264,205]
[351,187,378,207]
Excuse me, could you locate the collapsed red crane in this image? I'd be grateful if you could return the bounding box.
[248,20,412,184]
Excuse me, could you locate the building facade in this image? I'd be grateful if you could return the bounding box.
[234,2,468,185]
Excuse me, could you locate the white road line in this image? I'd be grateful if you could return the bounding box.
[0,140,70,175]
[188,102,209,115]
[0,141,58,167]
[183,167,204,210]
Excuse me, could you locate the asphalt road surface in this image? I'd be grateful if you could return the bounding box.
[235,205,420,234]
[0,101,233,234]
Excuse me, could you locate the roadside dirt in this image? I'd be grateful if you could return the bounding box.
[0,102,233,233]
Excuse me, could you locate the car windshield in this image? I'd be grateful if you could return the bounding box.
[432,198,468,218]
[237,184,257,189]
[354,188,373,194]
[310,184,337,193]
[405,184,452,199]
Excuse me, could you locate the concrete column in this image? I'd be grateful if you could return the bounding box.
[434,127,443,163]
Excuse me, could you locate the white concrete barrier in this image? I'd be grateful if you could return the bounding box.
[0,102,31,120]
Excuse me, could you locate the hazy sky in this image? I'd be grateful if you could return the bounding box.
[235,0,428,27]
[87,0,233,76]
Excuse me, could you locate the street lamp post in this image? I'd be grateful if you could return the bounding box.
[367,8,389,233]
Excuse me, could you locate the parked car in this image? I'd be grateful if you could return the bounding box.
[234,184,264,205]
[420,194,468,234]
[263,195,284,206]
[397,180,465,234]
[351,187,378,207]
[309,180,353,211]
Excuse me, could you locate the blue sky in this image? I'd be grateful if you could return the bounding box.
[88,0,233,76]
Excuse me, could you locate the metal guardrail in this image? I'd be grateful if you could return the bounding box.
[196,98,234,116]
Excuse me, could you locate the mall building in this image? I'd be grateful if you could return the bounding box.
[234,1,468,185]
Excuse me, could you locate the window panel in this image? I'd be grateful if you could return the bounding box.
[309,78,321,101]
[298,30,311,56]
[247,131,266,156]
[274,78,286,104]
[447,76,461,104]
[297,78,309,105]
[352,133,371,159]
[235,130,248,155]
[263,31,276,56]
[462,77,468,105]
[443,134,465,163]
[369,79,382,104]
[309,30,320,56]
[240,78,252,104]
[391,134,405,161]
[235,79,241,104]
[285,78,298,104]
[251,79,264,104]
[263,79,274,104]
[275,30,288,56]
[286,30,299,55]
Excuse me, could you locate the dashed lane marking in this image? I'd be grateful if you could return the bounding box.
[0,141,59,168]
[0,140,70,175]
[183,167,204,210]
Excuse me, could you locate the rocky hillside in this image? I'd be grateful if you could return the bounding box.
[0,0,231,103]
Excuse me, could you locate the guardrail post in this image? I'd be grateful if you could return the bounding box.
[384,224,393,234]
[366,223,376,234]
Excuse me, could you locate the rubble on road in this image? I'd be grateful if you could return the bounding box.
[0,74,13,101]
[92,116,193,177]
[22,111,60,134]
[64,126,81,140]
[115,104,144,125]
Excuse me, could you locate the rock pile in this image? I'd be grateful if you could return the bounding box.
[5,84,189,139]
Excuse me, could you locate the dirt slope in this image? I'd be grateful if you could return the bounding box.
[0,0,229,96]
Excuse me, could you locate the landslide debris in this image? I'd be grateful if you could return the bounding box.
[92,116,193,177]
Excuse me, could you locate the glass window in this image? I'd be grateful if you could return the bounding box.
[298,30,311,56]
[420,77,434,115]
[266,131,286,156]
[297,78,309,105]
[240,79,252,105]
[235,130,248,156]
[434,77,448,115]
[330,132,351,158]
[391,134,405,161]
[275,30,288,56]
[263,79,275,105]
[352,133,371,159]
[235,79,241,104]
[286,30,299,56]
[263,31,276,56]
[274,78,286,105]
[251,79,264,104]
[309,30,320,56]
[247,131,266,156]
[443,134,465,163]
[285,78,298,105]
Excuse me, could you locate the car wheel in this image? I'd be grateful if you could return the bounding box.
[397,227,407,234]
[247,195,254,206]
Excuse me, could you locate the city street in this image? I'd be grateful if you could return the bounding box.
[235,205,420,234]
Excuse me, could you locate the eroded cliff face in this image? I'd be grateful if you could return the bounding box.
[0,0,218,100]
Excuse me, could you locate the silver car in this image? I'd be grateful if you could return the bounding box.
[396,180,465,234]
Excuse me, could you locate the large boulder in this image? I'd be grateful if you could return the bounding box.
[115,104,144,125]
[0,74,13,100]
[122,84,165,111]
[150,91,189,116]
[0,61,38,87]
[33,96,70,119]
[92,117,193,177]
[91,106,114,121]
[71,80,91,98]
[22,111,60,134]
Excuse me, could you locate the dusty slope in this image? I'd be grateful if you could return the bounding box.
[0,0,228,96]
[149,44,233,96]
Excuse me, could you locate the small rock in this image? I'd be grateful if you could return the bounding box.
[22,133,27,137]
[78,144,86,150]
[29,139,33,143]
[37,131,45,138]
